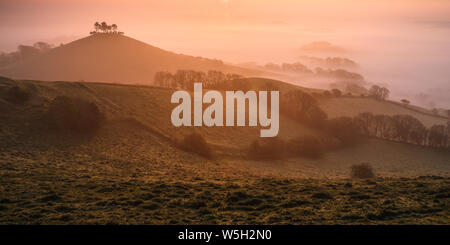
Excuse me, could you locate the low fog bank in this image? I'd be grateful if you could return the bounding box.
[234,24,450,111]
[354,43,450,110]
[2,21,449,111]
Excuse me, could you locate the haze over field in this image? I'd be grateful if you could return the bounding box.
[1,0,450,108]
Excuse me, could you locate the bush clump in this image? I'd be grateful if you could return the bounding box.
[179,133,212,159]
[47,96,105,134]
[5,86,30,105]
[248,138,285,160]
[351,163,375,179]
[287,136,323,159]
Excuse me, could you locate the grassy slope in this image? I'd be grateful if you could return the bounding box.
[1,107,448,224]
[237,77,449,127]
[4,78,324,152]
[1,77,449,224]
[1,77,448,177]
[319,96,448,127]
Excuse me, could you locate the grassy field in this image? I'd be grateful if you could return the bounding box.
[319,97,448,127]
[0,77,449,224]
[0,119,448,224]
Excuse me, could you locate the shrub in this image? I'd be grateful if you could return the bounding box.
[400,99,410,106]
[248,138,285,160]
[287,136,323,159]
[179,133,212,159]
[47,96,105,134]
[311,191,333,199]
[351,163,375,179]
[5,86,30,105]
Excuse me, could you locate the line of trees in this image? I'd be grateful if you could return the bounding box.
[353,112,449,149]
[154,70,447,150]
[264,62,313,74]
[263,62,364,81]
[90,21,124,35]
[279,89,449,149]
[279,90,361,147]
[299,56,359,70]
[154,70,243,90]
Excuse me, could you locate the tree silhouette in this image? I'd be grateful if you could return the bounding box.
[111,24,118,33]
[91,21,123,35]
[101,22,108,32]
[428,124,447,148]
[94,22,100,32]
[369,85,389,100]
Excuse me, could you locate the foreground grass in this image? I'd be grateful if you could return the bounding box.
[1,169,448,224]
[0,114,449,225]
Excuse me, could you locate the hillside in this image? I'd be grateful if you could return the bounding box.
[0,34,261,84]
[222,77,448,128]
[1,76,450,225]
[319,97,448,127]
[1,76,448,177]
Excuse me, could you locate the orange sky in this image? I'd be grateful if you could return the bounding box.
[1,0,450,107]
[1,0,449,55]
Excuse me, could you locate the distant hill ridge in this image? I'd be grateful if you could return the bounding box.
[0,34,260,84]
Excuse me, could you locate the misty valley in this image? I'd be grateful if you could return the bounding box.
[0,12,450,228]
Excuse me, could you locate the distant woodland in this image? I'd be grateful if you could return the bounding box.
[0,42,53,67]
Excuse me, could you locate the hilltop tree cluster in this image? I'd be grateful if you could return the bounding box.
[154,70,243,90]
[90,21,124,35]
